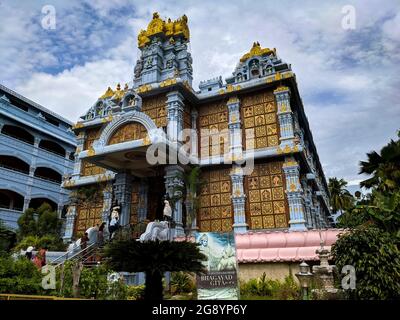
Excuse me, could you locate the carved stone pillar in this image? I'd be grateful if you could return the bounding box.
[102,182,113,222]
[166,91,184,144]
[113,172,133,226]
[138,179,149,222]
[274,86,294,146]
[190,110,198,158]
[227,97,243,160]
[283,156,307,230]
[164,165,184,237]
[72,132,85,178]
[63,205,77,243]
[230,165,248,233]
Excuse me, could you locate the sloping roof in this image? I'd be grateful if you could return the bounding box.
[235,229,345,263]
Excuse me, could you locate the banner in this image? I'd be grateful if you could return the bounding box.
[195,232,240,300]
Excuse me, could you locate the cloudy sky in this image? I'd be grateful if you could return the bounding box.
[0,0,399,188]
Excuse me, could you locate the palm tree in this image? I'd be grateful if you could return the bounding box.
[103,239,206,300]
[359,131,400,191]
[173,166,205,235]
[328,177,354,215]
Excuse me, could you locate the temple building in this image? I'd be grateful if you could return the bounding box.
[0,84,76,230]
[62,12,332,242]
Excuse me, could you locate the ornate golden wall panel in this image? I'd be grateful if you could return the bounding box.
[130,180,140,224]
[245,161,289,229]
[108,122,147,145]
[81,128,106,177]
[241,91,279,150]
[198,100,229,158]
[75,184,105,235]
[142,95,167,128]
[198,167,233,232]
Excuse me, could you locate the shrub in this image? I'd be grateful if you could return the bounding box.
[57,261,128,299]
[170,272,196,295]
[331,225,400,300]
[240,272,299,300]
[0,254,44,295]
[127,285,145,300]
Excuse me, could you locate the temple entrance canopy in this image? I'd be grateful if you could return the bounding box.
[78,101,173,177]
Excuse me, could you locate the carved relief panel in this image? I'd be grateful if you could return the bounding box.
[241,91,279,150]
[245,161,289,229]
[81,127,106,176]
[198,167,233,232]
[130,180,140,224]
[108,122,147,145]
[198,100,229,158]
[75,184,105,235]
[142,95,167,128]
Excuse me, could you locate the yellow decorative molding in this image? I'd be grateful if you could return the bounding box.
[72,122,84,130]
[240,42,276,63]
[273,85,289,94]
[277,145,300,155]
[138,12,189,48]
[283,160,298,168]
[112,83,125,101]
[87,146,96,157]
[219,84,241,95]
[275,72,282,81]
[227,96,239,104]
[142,135,151,146]
[160,78,177,88]
[137,84,152,93]
[100,87,115,99]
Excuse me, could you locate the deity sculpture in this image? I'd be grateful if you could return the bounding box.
[163,199,172,220]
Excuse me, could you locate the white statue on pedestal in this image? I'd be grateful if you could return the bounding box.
[163,199,172,220]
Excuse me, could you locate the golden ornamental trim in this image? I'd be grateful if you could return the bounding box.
[100,87,115,99]
[138,12,190,48]
[160,78,177,88]
[87,146,96,157]
[273,85,290,94]
[276,144,300,155]
[137,84,152,93]
[240,42,276,63]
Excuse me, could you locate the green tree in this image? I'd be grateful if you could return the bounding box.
[331,226,400,300]
[17,208,37,238]
[16,203,65,251]
[103,240,206,300]
[359,131,400,192]
[0,222,16,253]
[333,130,400,299]
[328,177,354,215]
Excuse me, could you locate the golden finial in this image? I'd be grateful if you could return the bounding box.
[124,83,129,91]
[116,83,121,91]
[240,42,276,62]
